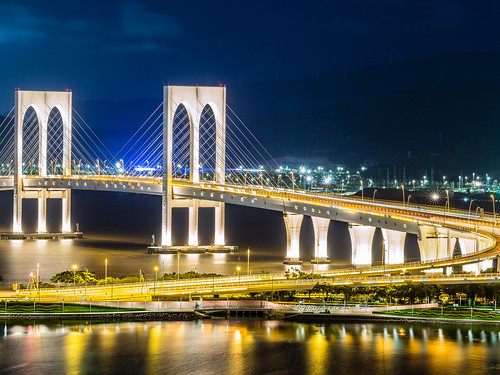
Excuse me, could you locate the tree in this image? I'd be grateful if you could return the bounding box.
[334,285,353,302]
[50,270,97,285]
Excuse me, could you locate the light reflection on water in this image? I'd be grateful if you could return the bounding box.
[0,321,499,375]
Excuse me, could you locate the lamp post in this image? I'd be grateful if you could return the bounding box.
[36,263,39,292]
[29,272,35,297]
[468,198,474,223]
[476,206,481,233]
[237,266,241,286]
[407,195,411,206]
[360,180,364,201]
[445,189,450,213]
[85,267,88,298]
[491,195,496,227]
[372,189,377,203]
[247,248,250,275]
[401,184,405,206]
[154,266,159,296]
[72,265,78,294]
[177,251,180,280]
[105,258,108,285]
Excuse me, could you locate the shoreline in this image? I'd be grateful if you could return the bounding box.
[278,311,500,326]
[0,310,202,322]
[1,308,500,327]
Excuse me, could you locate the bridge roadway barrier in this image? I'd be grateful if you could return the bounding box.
[287,303,438,314]
[14,271,500,303]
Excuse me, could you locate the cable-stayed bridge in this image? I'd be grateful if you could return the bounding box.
[0,86,499,276]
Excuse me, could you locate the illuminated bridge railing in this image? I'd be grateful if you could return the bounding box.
[16,173,500,229]
[19,271,500,303]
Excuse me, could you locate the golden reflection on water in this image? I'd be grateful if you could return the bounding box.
[0,321,498,374]
[306,329,328,375]
[146,323,163,374]
[65,329,86,375]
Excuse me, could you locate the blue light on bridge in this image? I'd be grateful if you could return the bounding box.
[134,167,157,172]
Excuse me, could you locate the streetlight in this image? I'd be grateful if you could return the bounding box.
[154,266,159,295]
[491,195,496,227]
[407,195,412,206]
[445,189,450,213]
[360,180,364,201]
[29,272,35,297]
[72,264,78,294]
[36,263,39,293]
[236,266,241,286]
[84,267,88,298]
[177,251,180,280]
[468,198,474,223]
[247,248,250,275]
[401,184,405,206]
[372,189,377,203]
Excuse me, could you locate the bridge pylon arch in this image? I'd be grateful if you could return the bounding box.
[162,85,226,247]
[14,90,72,233]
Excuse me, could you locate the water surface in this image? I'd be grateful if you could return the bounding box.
[1,320,499,374]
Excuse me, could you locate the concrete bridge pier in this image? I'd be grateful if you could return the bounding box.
[349,224,376,265]
[37,190,47,233]
[214,202,225,246]
[62,190,71,233]
[283,213,303,264]
[381,228,406,264]
[417,225,451,262]
[188,199,199,246]
[311,217,330,264]
[461,236,494,273]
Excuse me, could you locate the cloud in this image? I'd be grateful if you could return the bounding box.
[329,16,372,36]
[0,4,48,44]
[118,2,183,39]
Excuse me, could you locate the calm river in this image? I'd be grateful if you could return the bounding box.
[0,320,499,374]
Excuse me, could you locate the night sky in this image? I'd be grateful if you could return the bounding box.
[1,0,499,110]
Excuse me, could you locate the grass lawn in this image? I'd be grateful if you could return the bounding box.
[375,307,500,321]
[0,300,145,313]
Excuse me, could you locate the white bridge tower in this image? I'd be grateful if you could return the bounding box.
[14,90,72,234]
[161,85,226,249]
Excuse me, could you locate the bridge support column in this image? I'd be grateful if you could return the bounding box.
[283,213,303,264]
[349,224,375,265]
[12,187,22,233]
[62,190,71,233]
[13,91,23,233]
[188,200,199,246]
[214,202,225,246]
[417,225,450,262]
[37,190,47,233]
[311,217,330,264]
[161,86,173,247]
[381,228,406,265]
[457,238,476,256]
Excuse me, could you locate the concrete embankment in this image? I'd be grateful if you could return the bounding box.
[278,312,500,326]
[0,310,202,322]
